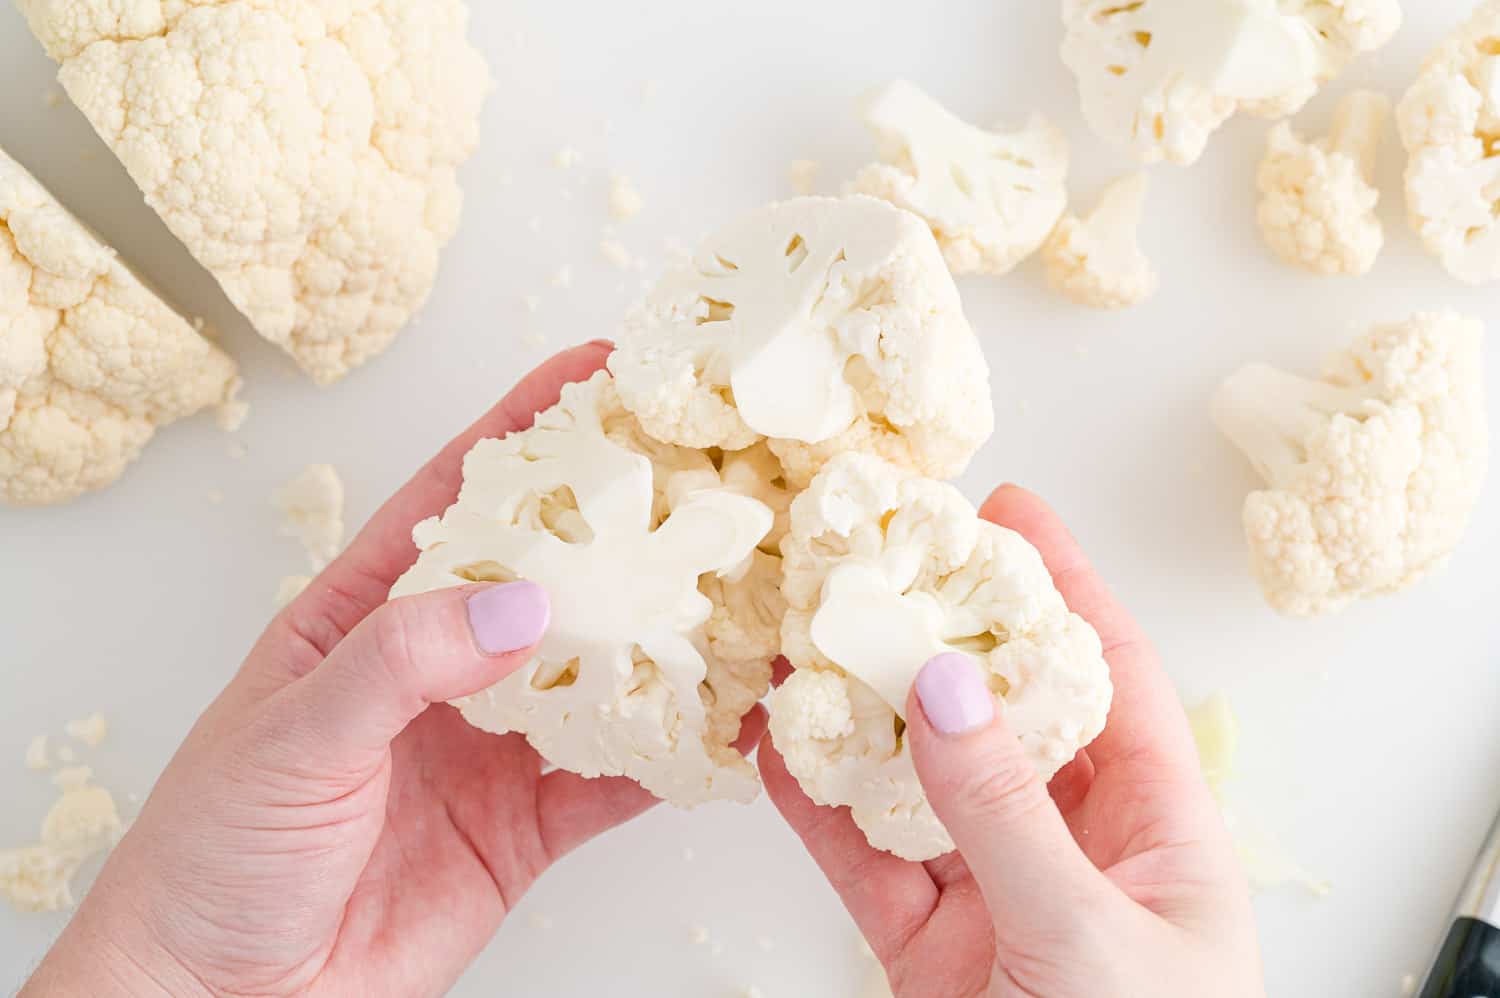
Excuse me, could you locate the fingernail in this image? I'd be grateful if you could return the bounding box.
[915,653,995,736]
[466,582,549,654]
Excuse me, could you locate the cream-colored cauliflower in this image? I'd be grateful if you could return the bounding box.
[1258,90,1389,276]
[1,146,238,506]
[17,0,490,384]
[390,372,779,807]
[1042,172,1158,309]
[609,196,994,489]
[1062,0,1402,165]
[848,80,1069,276]
[1212,312,1488,617]
[1398,1,1500,285]
[1,769,122,913]
[770,453,1113,860]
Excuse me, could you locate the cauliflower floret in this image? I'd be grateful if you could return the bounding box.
[770,453,1113,860]
[390,372,777,807]
[0,147,238,506]
[1062,0,1402,165]
[1042,172,1158,309]
[1258,90,1389,276]
[1212,312,1488,617]
[17,0,490,384]
[848,80,1070,276]
[1,772,122,913]
[1398,2,1500,285]
[610,196,994,488]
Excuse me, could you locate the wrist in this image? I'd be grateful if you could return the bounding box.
[24,895,216,998]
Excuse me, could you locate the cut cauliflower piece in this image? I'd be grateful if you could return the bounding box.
[1062,0,1402,165]
[390,372,777,806]
[17,0,490,384]
[274,464,346,573]
[0,771,122,913]
[1042,172,1158,309]
[1212,312,1488,617]
[848,80,1070,276]
[1258,90,1389,276]
[1398,1,1500,285]
[770,453,1113,860]
[610,196,993,488]
[0,147,239,507]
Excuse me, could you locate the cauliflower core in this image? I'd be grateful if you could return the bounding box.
[770,453,1113,860]
[1398,1,1500,285]
[1062,0,1402,165]
[609,196,994,489]
[390,372,780,806]
[1212,312,1488,617]
[849,80,1070,276]
[1042,171,1158,309]
[1,147,238,506]
[17,0,490,384]
[1258,90,1389,276]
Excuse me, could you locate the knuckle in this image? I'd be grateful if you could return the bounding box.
[950,753,1049,825]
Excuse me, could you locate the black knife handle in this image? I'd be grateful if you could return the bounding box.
[1420,917,1500,997]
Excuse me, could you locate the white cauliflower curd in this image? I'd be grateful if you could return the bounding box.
[1062,0,1402,165]
[1,147,238,507]
[16,0,490,385]
[609,196,994,489]
[770,453,1113,860]
[1042,171,1158,309]
[1398,1,1500,285]
[1212,312,1488,617]
[849,80,1070,276]
[1,769,122,913]
[390,372,781,806]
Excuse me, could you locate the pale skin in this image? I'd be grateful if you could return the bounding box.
[23,346,1263,998]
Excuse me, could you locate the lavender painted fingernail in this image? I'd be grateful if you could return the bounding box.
[466,582,549,654]
[915,653,995,736]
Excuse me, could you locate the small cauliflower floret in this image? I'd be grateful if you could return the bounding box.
[1212,312,1488,617]
[848,80,1069,276]
[610,196,993,489]
[1398,2,1500,285]
[0,147,238,507]
[17,0,490,384]
[390,372,777,807]
[274,464,346,572]
[1258,90,1389,276]
[0,772,122,913]
[1042,172,1158,309]
[1062,0,1402,165]
[770,453,1113,860]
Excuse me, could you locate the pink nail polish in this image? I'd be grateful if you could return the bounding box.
[466,582,549,654]
[915,653,995,735]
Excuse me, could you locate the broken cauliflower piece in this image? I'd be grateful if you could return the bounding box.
[770,453,1113,860]
[1043,172,1158,309]
[1,147,239,507]
[610,196,993,488]
[1398,1,1500,285]
[1258,90,1389,276]
[1062,0,1402,165]
[0,771,122,913]
[1212,312,1488,617]
[390,372,777,806]
[274,465,346,573]
[17,0,490,384]
[849,80,1069,275]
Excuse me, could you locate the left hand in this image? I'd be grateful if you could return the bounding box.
[24,342,767,998]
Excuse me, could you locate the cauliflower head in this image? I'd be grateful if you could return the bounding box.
[390,372,780,806]
[17,0,490,384]
[848,80,1070,276]
[1258,89,1388,277]
[1,147,238,506]
[609,195,994,489]
[1062,0,1401,165]
[1042,171,1158,309]
[770,453,1113,860]
[1398,1,1500,285]
[1212,312,1488,617]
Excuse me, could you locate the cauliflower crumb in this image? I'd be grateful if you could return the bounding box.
[1043,172,1158,310]
[214,378,251,434]
[63,713,108,748]
[0,770,122,913]
[554,146,582,170]
[274,465,346,573]
[521,295,541,315]
[550,266,573,289]
[274,575,313,609]
[609,175,644,221]
[1188,694,1238,794]
[1401,973,1418,996]
[599,239,639,271]
[789,159,821,196]
[690,925,711,946]
[24,735,48,772]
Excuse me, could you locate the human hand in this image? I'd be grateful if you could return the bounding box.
[761,485,1264,998]
[24,342,767,998]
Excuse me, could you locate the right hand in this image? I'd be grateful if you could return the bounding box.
[760,485,1265,998]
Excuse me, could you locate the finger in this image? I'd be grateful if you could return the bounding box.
[977,484,1199,776]
[906,653,1114,936]
[758,734,938,962]
[1047,750,1096,816]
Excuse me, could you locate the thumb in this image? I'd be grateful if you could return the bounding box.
[906,653,1112,935]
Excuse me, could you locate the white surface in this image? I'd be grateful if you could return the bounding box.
[2,3,1498,996]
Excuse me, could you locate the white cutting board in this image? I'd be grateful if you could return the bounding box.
[3,3,1499,996]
